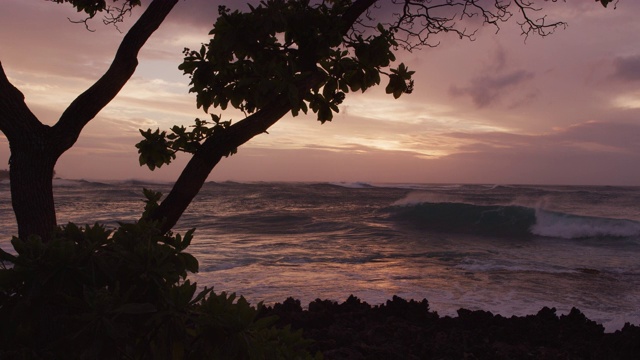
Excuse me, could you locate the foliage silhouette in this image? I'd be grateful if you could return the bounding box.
[0,192,318,359]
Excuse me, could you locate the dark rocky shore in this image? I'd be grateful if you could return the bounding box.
[260,295,640,359]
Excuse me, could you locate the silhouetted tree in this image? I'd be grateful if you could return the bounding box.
[0,0,615,240]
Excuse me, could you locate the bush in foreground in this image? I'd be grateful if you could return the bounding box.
[0,219,317,359]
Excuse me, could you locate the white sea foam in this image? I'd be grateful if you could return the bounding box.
[532,209,640,239]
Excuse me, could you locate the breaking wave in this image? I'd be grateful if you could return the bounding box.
[389,201,640,239]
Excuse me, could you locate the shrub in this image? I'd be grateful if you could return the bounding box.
[0,195,318,359]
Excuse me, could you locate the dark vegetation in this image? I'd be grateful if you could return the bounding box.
[0,194,319,359]
[0,0,630,358]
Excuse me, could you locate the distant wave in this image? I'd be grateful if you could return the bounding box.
[50,178,174,188]
[389,201,640,240]
[328,182,375,189]
[113,179,173,187]
[52,179,111,187]
[381,183,466,191]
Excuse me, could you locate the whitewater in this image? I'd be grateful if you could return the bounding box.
[1,180,639,331]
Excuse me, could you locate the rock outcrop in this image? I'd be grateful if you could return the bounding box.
[260,295,640,359]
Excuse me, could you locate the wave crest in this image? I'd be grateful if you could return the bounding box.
[532,210,640,239]
[390,201,640,240]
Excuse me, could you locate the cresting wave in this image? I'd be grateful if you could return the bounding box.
[531,209,640,239]
[389,201,640,239]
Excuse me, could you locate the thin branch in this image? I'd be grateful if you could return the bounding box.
[513,0,567,39]
[376,0,568,51]
[51,0,140,32]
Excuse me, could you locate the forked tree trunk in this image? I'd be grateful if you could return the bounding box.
[0,0,178,241]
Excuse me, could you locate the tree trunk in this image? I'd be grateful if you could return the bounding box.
[9,136,59,241]
[0,0,178,241]
[150,78,312,233]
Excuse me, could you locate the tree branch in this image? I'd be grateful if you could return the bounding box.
[387,0,567,51]
[513,0,567,39]
[151,1,378,232]
[52,0,179,153]
[0,62,46,142]
[47,0,142,31]
[342,0,378,32]
[153,71,325,233]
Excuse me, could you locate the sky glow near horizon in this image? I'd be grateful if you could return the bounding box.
[1,0,640,185]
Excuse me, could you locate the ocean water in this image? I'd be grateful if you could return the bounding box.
[1,180,639,331]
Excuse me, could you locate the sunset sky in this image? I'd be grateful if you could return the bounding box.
[1,0,640,185]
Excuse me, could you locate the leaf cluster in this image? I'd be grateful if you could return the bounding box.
[47,0,142,16]
[0,192,318,359]
[137,1,414,171]
[135,115,234,170]
[48,0,113,18]
[47,0,142,28]
[597,0,616,8]
[178,0,413,123]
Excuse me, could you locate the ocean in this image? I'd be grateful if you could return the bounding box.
[1,180,639,331]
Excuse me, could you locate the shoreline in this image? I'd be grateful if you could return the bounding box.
[260,295,640,359]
